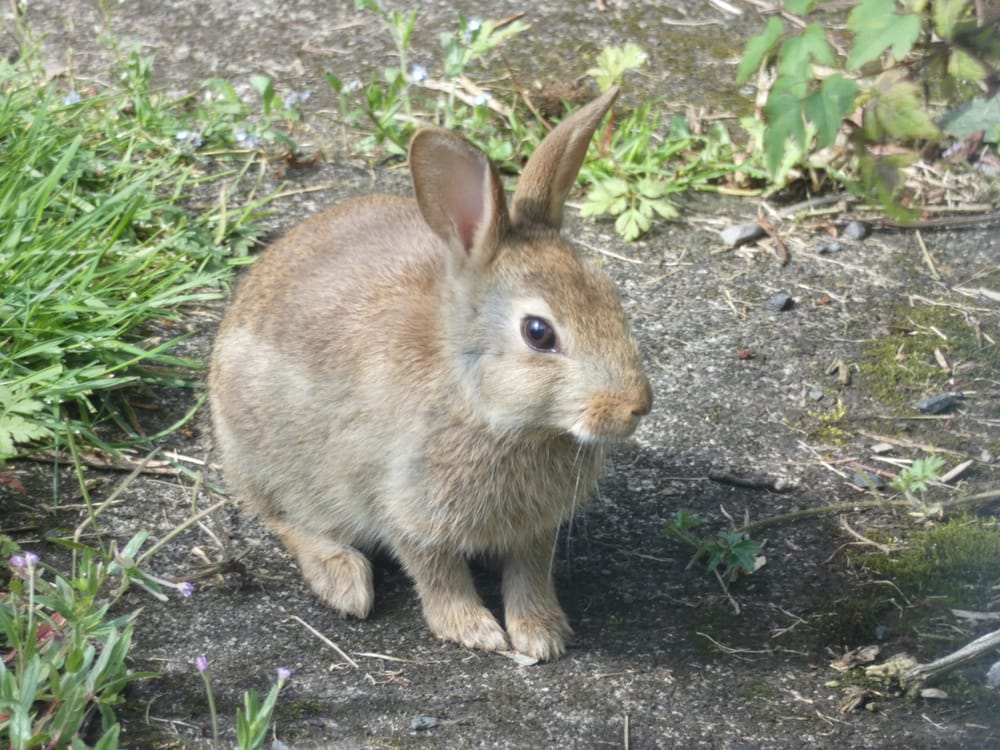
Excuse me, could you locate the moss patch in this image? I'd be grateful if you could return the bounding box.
[854,518,1000,610]
[859,302,1000,410]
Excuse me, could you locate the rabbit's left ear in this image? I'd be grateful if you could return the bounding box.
[511,86,619,231]
[410,129,510,266]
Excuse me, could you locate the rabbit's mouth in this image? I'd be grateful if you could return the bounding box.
[569,380,653,443]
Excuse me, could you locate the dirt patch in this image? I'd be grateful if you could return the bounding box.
[3,1,999,748]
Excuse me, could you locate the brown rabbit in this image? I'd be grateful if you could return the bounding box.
[208,86,651,661]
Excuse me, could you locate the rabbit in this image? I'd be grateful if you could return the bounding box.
[208,85,652,661]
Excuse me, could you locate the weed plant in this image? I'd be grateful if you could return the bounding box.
[1,29,298,750]
[0,41,304,460]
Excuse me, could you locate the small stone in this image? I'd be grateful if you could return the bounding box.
[815,240,842,254]
[410,715,438,731]
[767,291,794,311]
[852,471,885,490]
[916,392,962,414]
[919,688,949,700]
[870,442,895,454]
[270,741,293,750]
[719,223,765,248]
[842,220,871,240]
[987,659,1000,688]
[809,388,825,402]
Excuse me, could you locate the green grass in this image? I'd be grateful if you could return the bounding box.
[0,30,297,750]
[0,46,274,461]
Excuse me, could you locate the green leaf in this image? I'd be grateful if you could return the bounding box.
[934,0,969,40]
[776,23,834,80]
[615,208,650,242]
[947,48,988,82]
[784,0,819,13]
[847,0,920,69]
[763,80,807,174]
[586,42,647,90]
[803,74,859,148]
[0,414,51,457]
[580,178,629,217]
[871,73,941,139]
[737,17,784,85]
[92,724,121,750]
[939,94,1000,142]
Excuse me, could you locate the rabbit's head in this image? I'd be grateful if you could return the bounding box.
[408,87,651,444]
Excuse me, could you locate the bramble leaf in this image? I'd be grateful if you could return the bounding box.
[847,0,920,69]
[947,48,987,82]
[777,23,834,79]
[933,0,968,41]
[736,16,784,85]
[871,73,940,139]
[804,74,859,147]
[763,78,807,174]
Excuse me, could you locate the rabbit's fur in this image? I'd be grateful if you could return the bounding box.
[209,87,651,661]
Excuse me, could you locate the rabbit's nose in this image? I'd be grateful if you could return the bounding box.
[630,379,653,417]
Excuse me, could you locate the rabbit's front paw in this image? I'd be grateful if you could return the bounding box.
[277,526,374,618]
[424,602,510,653]
[506,610,574,661]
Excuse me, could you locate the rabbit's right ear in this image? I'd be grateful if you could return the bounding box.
[410,130,509,267]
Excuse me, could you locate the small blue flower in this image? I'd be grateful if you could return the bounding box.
[277,666,292,682]
[62,92,82,106]
[471,92,492,107]
[464,19,481,42]
[235,129,261,149]
[283,91,312,108]
[175,130,204,149]
[409,64,428,84]
[179,581,194,598]
[196,655,209,672]
[345,79,363,93]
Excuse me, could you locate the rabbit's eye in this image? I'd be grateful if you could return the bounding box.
[521,316,559,352]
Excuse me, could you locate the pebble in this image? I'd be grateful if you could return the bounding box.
[767,291,794,311]
[870,442,895,454]
[815,240,842,254]
[270,741,293,750]
[842,220,871,240]
[987,659,1000,688]
[852,471,885,490]
[410,715,438,731]
[916,392,962,414]
[719,223,765,248]
[809,388,825,402]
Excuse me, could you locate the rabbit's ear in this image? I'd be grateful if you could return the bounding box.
[410,129,509,264]
[511,86,619,231]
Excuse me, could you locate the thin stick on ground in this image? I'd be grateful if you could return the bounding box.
[901,626,1000,688]
[291,615,360,669]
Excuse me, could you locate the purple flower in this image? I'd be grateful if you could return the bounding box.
[196,655,209,673]
[10,552,39,571]
[277,666,292,682]
[179,582,194,598]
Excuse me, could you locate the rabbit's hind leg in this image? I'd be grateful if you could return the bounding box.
[273,522,374,618]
